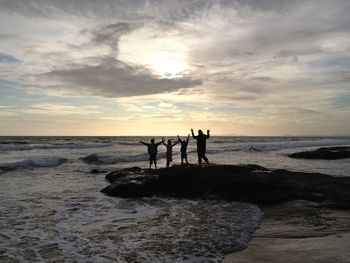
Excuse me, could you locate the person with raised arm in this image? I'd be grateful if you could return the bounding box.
[162,138,179,168]
[191,128,210,166]
[139,138,164,169]
[177,134,190,165]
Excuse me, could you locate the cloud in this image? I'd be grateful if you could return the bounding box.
[38,56,202,97]
[87,22,142,52]
[0,106,17,117]
[21,103,102,115]
[0,0,350,135]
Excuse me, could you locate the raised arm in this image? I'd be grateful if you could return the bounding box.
[206,130,210,138]
[177,135,183,143]
[139,141,149,146]
[191,129,197,139]
[186,134,190,144]
[157,138,165,146]
[172,140,179,147]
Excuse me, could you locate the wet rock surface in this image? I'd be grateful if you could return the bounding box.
[101,164,350,208]
[288,146,350,160]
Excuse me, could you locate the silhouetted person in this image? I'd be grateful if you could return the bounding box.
[139,138,164,169]
[191,128,210,166]
[177,134,190,165]
[162,138,179,168]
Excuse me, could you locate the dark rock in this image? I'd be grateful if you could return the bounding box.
[101,165,350,209]
[81,154,101,164]
[105,166,144,183]
[289,146,350,160]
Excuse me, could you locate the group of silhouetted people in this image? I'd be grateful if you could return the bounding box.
[139,129,210,169]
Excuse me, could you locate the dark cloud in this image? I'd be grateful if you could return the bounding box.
[86,22,141,52]
[274,48,322,58]
[0,0,212,22]
[39,57,202,97]
[0,0,146,19]
[221,0,305,11]
[0,33,16,40]
[265,106,330,118]
[33,20,201,97]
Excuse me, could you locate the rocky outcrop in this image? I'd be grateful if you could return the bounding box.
[101,165,350,209]
[289,146,350,160]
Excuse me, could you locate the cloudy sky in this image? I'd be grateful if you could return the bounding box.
[0,0,349,136]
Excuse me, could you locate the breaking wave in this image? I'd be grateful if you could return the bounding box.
[0,143,112,152]
[0,157,67,173]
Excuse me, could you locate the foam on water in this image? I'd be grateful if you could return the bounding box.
[0,143,112,152]
[0,157,67,173]
[0,192,262,262]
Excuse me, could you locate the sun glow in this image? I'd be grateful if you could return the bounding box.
[150,51,187,79]
[119,28,190,79]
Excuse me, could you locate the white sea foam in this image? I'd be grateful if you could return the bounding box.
[0,143,112,152]
[241,139,350,152]
[0,194,263,263]
[0,157,67,172]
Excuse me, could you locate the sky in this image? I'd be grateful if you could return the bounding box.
[0,0,349,136]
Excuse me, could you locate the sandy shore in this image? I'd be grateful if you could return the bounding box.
[223,200,350,263]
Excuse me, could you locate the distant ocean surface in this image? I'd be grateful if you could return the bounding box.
[0,136,349,262]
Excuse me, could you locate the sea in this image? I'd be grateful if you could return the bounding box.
[0,136,349,263]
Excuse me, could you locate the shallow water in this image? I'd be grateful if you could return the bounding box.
[0,136,349,262]
[0,168,262,263]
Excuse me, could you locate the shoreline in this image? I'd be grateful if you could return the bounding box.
[223,200,350,263]
[101,165,350,261]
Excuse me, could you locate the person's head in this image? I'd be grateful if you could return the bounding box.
[167,139,172,144]
[198,129,203,135]
[151,138,155,144]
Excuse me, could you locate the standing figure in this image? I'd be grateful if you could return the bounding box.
[162,138,179,168]
[191,128,210,166]
[177,134,190,165]
[139,138,164,169]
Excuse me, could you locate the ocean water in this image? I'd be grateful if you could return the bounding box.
[0,136,349,262]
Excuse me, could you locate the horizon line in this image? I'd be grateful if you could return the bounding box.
[1,135,350,137]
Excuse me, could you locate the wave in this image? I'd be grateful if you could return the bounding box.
[207,139,350,154]
[243,141,350,152]
[0,141,29,145]
[0,157,67,173]
[188,148,241,155]
[116,141,139,146]
[81,152,167,165]
[0,143,113,152]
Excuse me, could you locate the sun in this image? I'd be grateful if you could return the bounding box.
[118,31,189,79]
[151,51,187,79]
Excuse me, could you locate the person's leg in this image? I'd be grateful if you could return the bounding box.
[203,155,209,164]
[197,153,202,166]
[185,156,189,164]
[181,153,185,165]
[198,151,204,166]
[149,159,152,169]
[154,158,157,169]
